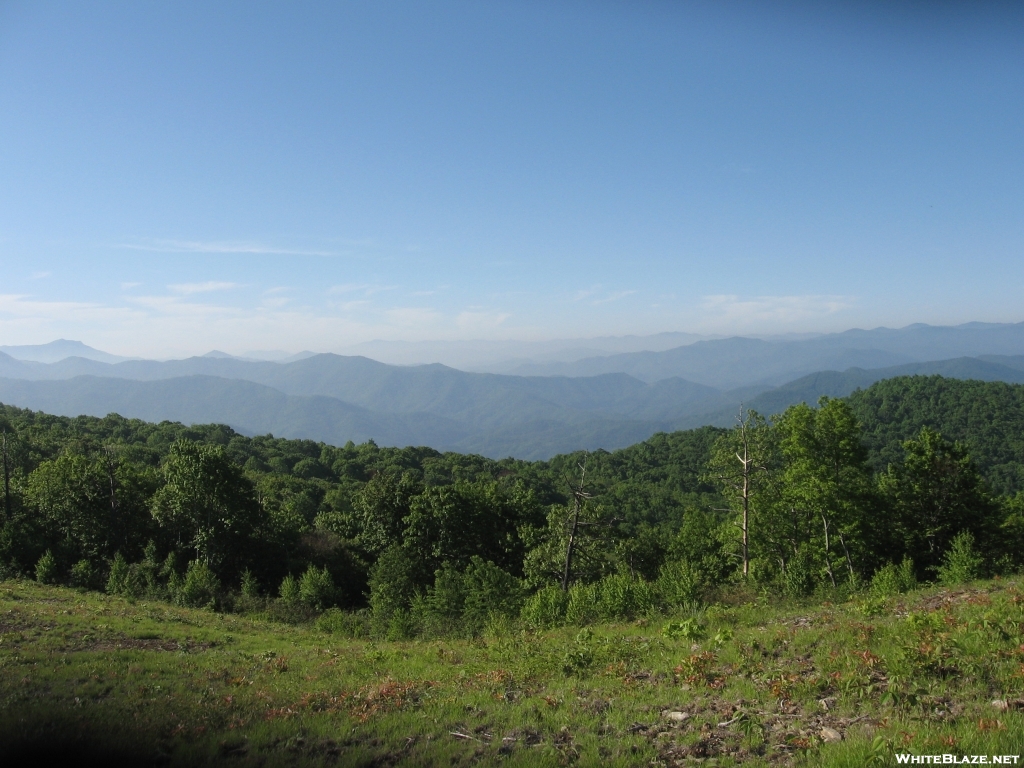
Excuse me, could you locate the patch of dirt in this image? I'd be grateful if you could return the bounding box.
[70,632,214,653]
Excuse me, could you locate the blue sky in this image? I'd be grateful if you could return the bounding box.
[1,1,1022,357]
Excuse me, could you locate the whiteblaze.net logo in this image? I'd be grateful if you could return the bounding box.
[895,756,1020,765]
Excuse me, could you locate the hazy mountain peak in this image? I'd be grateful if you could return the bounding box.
[0,339,131,364]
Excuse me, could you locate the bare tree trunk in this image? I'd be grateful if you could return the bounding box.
[836,531,855,579]
[735,411,753,579]
[105,448,120,551]
[2,430,9,523]
[561,457,589,592]
[821,513,837,588]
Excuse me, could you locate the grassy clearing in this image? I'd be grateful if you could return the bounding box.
[1,580,1022,766]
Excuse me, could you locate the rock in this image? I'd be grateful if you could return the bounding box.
[819,697,836,712]
[820,727,843,743]
[662,710,691,722]
[989,699,1024,712]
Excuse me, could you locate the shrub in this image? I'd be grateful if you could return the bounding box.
[315,607,372,637]
[565,581,599,626]
[106,552,131,595]
[368,545,422,637]
[299,565,335,610]
[240,569,260,598]
[69,559,96,589]
[595,573,656,621]
[175,561,220,609]
[461,558,525,632]
[385,609,418,641]
[521,584,569,629]
[782,550,816,598]
[161,552,182,597]
[417,562,464,636]
[35,550,59,585]
[871,558,917,597]
[662,618,706,641]
[657,559,705,610]
[562,628,595,675]
[937,531,985,585]
[279,574,300,604]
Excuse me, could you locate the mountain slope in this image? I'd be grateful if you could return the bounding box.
[508,322,1024,387]
[0,340,131,364]
[509,336,913,387]
[0,375,679,459]
[697,357,1024,426]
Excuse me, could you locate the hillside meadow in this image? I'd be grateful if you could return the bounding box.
[2,577,1022,766]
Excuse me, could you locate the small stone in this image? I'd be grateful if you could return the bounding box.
[662,710,691,722]
[991,700,1009,712]
[820,727,843,743]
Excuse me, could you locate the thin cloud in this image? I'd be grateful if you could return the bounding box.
[593,290,636,305]
[385,307,441,326]
[168,281,240,295]
[328,283,398,296]
[574,286,636,305]
[701,294,854,325]
[456,310,511,330]
[30,271,52,280]
[116,239,339,257]
[120,282,142,290]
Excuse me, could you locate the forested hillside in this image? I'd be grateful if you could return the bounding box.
[0,375,1021,639]
[849,375,1024,494]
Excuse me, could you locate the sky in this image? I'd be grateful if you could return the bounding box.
[1,1,1023,358]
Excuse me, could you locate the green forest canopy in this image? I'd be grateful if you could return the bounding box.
[1,374,1022,634]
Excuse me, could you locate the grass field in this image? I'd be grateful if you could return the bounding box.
[1,579,1022,767]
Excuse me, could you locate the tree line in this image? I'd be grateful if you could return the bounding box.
[1,375,1021,637]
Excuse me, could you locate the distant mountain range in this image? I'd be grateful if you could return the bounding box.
[506,322,1024,388]
[2,322,1024,458]
[0,339,133,364]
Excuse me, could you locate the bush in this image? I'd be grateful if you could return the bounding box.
[106,552,131,595]
[368,545,423,637]
[175,561,220,609]
[657,559,705,609]
[69,559,96,590]
[237,569,258,598]
[937,531,985,585]
[562,628,595,675]
[136,542,165,598]
[417,562,464,636]
[662,618,706,641]
[315,607,372,637]
[460,558,525,633]
[413,557,526,638]
[35,550,59,585]
[782,550,816,598]
[299,565,335,610]
[384,609,418,641]
[521,584,569,629]
[161,552,182,598]
[565,581,599,626]
[522,574,657,629]
[594,573,655,621]
[871,558,917,597]
[279,574,300,604]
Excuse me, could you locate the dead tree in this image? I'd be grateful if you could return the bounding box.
[1,429,10,522]
[561,454,592,591]
[709,407,767,579]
